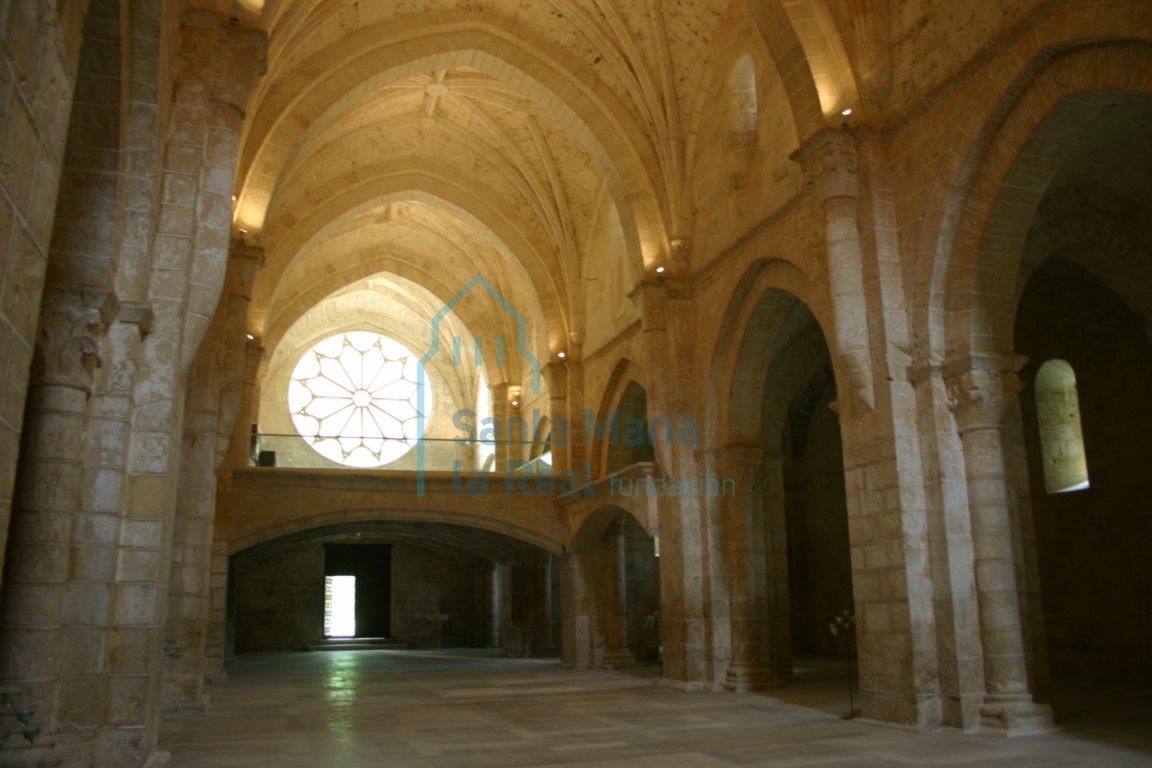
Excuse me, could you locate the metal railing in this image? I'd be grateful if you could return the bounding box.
[247,433,553,474]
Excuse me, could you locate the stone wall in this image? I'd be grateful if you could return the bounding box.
[0,0,88,569]
[234,541,490,652]
[234,542,324,652]
[1015,260,1152,679]
[392,545,487,648]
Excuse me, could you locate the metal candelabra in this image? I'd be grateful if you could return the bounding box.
[0,686,45,749]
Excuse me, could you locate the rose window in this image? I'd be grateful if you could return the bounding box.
[288,332,431,467]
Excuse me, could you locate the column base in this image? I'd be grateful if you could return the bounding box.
[723,662,778,692]
[601,649,638,669]
[980,695,1054,736]
[0,743,63,768]
[143,751,172,768]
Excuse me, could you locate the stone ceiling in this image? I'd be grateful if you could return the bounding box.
[217,0,890,383]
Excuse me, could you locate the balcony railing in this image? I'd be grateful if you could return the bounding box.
[247,432,553,474]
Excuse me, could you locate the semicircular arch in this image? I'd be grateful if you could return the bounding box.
[228,506,566,557]
[703,254,835,449]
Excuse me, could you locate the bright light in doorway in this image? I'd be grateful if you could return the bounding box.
[324,575,356,637]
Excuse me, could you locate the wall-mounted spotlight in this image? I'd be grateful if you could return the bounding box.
[557,351,567,360]
[655,265,665,274]
[245,333,255,341]
[840,107,854,127]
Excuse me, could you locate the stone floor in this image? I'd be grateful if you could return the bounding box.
[159,650,1152,767]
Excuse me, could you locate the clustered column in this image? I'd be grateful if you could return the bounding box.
[947,360,1052,733]
[709,446,775,691]
[631,280,711,686]
[0,288,115,753]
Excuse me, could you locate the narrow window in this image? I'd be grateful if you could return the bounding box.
[728,55,758,143]
[1035,359,1090,493]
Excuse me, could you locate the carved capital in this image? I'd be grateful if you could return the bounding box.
[791,129,858,202]
[36,287,118,391]
[944,356,1027,433]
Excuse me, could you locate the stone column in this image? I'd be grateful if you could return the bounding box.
[630,281,711,687]
[535,554,557,655]
[947,360,1052,733]
[0,286,115,759]
[560,550,595,668]
[234,342,264,468]
[601,519,637,667]
[543,362,569,474]
[203,537,231,681]
[793,131,874,414]
[491,381,512,471]
[164,242,259,715]
[709,447,775,691]
[564,349,586,470]
[177,13,266,376]
[761,453,793,681]
[93,13,266,765]
[217,245,263,470]
[486,562,502,648]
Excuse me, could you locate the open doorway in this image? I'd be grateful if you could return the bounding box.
[323,544,393,639]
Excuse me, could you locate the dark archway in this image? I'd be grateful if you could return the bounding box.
[718,286,855,706]
[604,380,657,474]
[1009,93,1152,726]
[562,506,660,669]
[228,521,556,656]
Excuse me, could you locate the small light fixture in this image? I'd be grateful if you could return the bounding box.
[841,108,853,117]
[557,351,567,360]
[655,265,665,274]
[246,334,255,341]
[511,399,520,408]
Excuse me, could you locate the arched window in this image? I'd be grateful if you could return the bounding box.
[288,331,431,467]
[1034,359,1090,493]
[728,55,758,145]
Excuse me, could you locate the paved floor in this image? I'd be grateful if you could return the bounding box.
[160,650,1152,767]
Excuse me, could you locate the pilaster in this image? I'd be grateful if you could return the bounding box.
[792,130,875,415]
